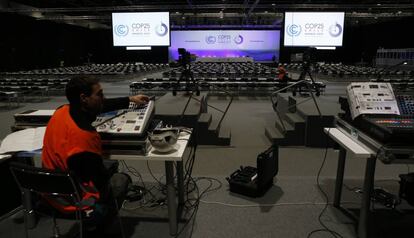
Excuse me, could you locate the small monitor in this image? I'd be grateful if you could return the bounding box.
[283,12,345,47]
[112,12,170,47]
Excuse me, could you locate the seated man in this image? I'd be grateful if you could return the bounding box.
[277,66,290,82]
[41,75,149,234]
[277,66,290,93]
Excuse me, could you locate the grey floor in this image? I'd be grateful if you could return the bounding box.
[0,73,413,238]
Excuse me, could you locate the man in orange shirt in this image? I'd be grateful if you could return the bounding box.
[277,65,290,82]
[42,75,149,234]
[277,66,291,93]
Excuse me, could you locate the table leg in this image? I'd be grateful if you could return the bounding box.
[177,161,185,205]
[334,148,347,208]
[358,157,376,238]
[165,161,177,236]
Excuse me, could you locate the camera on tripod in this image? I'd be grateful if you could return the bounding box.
[178,48,195,67]
[173,48,199,96]
[301,47,316,69]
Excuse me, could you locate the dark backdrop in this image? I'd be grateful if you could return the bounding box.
[0,13,169,72]
[279,17,414,65]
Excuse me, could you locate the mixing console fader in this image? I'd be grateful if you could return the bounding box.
[93,100,154,137]
[396,94,414,115]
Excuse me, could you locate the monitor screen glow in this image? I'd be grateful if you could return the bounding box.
[283,12,344,47]
[112,12,170,47]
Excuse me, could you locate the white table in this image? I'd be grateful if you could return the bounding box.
[105,131,192,236]
[325,127,377,238]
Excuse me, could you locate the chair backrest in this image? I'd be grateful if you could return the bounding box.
[9,162,80,197]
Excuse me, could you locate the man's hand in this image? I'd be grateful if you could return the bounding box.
[129,95,150,105]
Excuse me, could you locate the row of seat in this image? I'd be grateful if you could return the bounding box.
[2,63,169,76]
[0,85,49,103]
[145,77,281,82]
[0,77,65,107]
[283,62,414,79]
[0,85,49,93]
[316,63,413,78]
[0,78,69,96]
[0,78,69,86]
[163,62,278,78]
[371,78,414,83]
[164,70,278,78]
[0,91,20,108]
[191,62,273,71]
[130,79,325,95]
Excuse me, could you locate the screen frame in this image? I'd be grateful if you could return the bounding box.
[112,11,171,47]
[283,11,345,47]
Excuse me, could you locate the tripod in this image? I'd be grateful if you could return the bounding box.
[294,60,321,97]
[173,63,200,96]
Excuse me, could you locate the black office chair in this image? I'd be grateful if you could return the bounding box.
[9,162,125,238]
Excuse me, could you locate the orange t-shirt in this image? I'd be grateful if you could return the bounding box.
[42,105,102,213]
[278,67,287,81]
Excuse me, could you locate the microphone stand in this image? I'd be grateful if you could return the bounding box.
[270,60,322,134]
[176,80,234,134]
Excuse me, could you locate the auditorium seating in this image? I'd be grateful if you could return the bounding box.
[129,77,325,96]
[1,63,169,76]
[0,90,20,108]
[133,62,325,96]
[283,62,414,82]
[0,76,70,101]
[162,62,278,79]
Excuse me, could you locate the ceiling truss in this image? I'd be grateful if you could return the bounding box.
[1,1,413,29]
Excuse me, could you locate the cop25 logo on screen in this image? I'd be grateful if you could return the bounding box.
[205,36,217,44]
[155,22,169,37]
[286,24,301,37]
[234,35,243,44]
[329,23,343,37]
[114,24,129,37]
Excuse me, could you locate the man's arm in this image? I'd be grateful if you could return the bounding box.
[102,97,129,113]
[102,95,149,113]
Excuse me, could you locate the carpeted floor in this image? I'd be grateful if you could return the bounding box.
[0,74,413,238]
